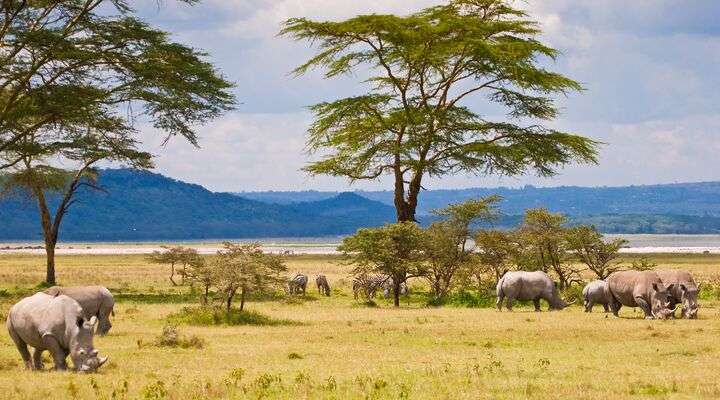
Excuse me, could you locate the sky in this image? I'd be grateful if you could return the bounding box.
[130,0,720,192]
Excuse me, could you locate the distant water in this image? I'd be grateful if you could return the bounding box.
[2,234,720,255]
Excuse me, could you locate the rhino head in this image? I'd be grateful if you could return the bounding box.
[549,286,576,310]
[70,316,108,373]
[650,283,677,320]
[680,284,699,319]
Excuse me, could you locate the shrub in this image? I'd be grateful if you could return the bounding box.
[167,306,300,327]
[145,325,205,349]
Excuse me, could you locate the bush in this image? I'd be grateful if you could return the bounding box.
[438,290,497,308]
[167,306,301,327]
[144,325,205,349]
[561,284,585,305]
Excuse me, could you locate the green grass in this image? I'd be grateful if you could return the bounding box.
[0,252,719,399]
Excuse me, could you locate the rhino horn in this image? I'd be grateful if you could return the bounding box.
[98,356,108,368]
[88,316,98,326]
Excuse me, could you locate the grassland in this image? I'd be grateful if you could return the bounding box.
[0,253,719,399]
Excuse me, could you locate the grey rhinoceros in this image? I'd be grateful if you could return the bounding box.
[656,270,699,319]
[606,270,677,319]
[496,271,574,311]
[582,280,612,313]
[6,292,108,372]
[44,286,115,335]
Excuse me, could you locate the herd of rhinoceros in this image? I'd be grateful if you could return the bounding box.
[4,268,700,373]
[497,269,700,320]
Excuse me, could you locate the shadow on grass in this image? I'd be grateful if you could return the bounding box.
[167,306,304,327]
[114,292,196,304]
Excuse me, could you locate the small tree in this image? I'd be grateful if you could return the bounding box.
[339,222,426,307]
[631,257,657,272]
[517,208,582,289]
[184,256,214,305]
[566,225,628,279]
[423,196,500,299]
[474,229,517,284]
[212,242,287,312]
[148,246,201,286]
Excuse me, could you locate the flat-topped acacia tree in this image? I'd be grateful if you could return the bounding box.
[0,0,235,284]
[282,0,598,222]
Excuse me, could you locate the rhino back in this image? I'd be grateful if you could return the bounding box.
[584,280,610,303]
[503,271,553,300]
[608,271,662,306]
[656,270,697,300]
[44,286,111,318]
[8,293,82,349]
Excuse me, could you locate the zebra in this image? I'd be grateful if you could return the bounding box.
[382,278,409,299]
[288,273,308,295]
[352,274,390,300]
[315,274,331,296]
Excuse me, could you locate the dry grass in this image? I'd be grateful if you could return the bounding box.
[0,252,718,399]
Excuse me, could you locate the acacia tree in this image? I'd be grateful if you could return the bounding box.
[212,242,287,312]
[517,208,582,289]
[282,0,598,222]
[424,196,500,299]
[0,0,234,284]
[148,246,202,286]
[339,222,426,307]
[474,229,517,283]
[566,225,628,279]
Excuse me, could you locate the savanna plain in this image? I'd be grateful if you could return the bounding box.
[0,253,719,399]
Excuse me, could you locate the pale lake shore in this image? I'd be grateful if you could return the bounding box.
[2,234,720,255]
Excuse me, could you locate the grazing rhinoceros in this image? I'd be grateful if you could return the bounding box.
[44,286,115,335]
[582,280,612,313]
[606,270,677,319]
[6,292,108,372]
[496,271,574,311]
[656,270,699,319]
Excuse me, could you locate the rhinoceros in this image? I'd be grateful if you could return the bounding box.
[496,271,574,311]
[6,292,108,372]
[656,270,699,319]
[582,280,612,313]
[44,286,115,335]
[606,270,677,319]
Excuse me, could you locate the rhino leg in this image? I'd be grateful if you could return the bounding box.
[496,293,505,312]
[585,300,594,313]
[7,328,32,370]
[505,296,515,312]
[609,298,622,317]
[32,348,44,370]
[42,335,68,370]
[634,297,653,319]
[602,303,609,313]
[533,299,541,312]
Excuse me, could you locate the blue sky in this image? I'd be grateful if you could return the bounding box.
[132,0,720,192]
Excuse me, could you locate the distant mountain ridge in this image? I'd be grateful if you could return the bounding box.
[2,169,720,241]
[238,181,720,217]
[0,169,397,241]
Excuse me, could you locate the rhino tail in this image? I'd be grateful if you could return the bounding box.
[496,276,505,298]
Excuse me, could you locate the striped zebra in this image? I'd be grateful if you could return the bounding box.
[352,274,390,300]
[382,279,408,299]
[288,273,308,295]
[315,274,331,296]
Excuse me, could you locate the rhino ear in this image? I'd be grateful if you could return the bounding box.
[88,316,98,327]
[680,284,687,292]
[652,283,659,292]
[666,284,674,292]
[76,317,85,329]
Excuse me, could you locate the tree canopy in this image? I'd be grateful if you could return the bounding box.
[282,0,598,221]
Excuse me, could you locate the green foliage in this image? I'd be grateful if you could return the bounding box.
[211,242,288,311]
[147,246,202,286]
[168,307,300,327]
[424,196,501,298]
[282,0,598,221]
[631,257,658,271]
[566,225,627,279]
[340,222,426,306]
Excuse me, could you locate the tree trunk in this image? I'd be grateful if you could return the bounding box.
[169,262,178,286]
[393,280,401,307]
[203,285,209,305]
[226,289,235,312]
[240,287,246,312]
[45,241,56,285]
